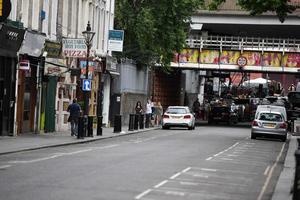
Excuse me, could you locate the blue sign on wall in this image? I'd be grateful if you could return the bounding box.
[82,79,91,91]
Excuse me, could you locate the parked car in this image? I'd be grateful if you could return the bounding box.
[208,105,238,125]
[162,106,195,130]
[251,105,288,141]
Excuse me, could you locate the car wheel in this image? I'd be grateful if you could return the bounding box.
[162,126,169,130]
[281,135,287,142]
[251,132,256,139]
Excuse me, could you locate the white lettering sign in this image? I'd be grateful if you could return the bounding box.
[62,38,95,58]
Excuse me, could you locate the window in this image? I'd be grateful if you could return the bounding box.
[259,113,283,122]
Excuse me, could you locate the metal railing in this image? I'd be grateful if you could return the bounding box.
[186,35,300,52]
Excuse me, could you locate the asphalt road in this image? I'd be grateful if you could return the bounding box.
[0,125,287,200]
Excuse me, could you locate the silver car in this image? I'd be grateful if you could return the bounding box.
[251,105,287,141]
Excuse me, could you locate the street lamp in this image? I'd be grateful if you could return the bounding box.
[82,21,95,135]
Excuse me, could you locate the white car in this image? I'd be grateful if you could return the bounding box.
[162,106,195,130]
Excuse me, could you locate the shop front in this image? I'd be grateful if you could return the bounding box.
[0,24,25,136]
[16,30,45,134]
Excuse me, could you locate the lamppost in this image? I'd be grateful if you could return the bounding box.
[82,21,95,134]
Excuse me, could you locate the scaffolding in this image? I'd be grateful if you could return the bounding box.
[186,35,300,53]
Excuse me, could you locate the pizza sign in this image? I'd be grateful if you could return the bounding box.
[237,56,247,67]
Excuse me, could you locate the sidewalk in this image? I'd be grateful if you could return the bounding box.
[272,133,297,200]
[0,126,160,155]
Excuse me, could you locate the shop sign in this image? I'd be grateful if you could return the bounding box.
[237,56,247,67]
[44,40,61,58]
[0,0,11,22]
[19,59,29,70]
[80,60,95,79]
[19,31,46,57]
[108,30,124,52]
[106,56,118,72]
[44,58,68,76]
[0,24,25,57]
[62,38,95,58]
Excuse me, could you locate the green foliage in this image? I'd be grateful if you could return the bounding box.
[115,0,204,69]
[209,0,297,23]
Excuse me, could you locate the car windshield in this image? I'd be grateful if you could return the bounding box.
[259,113,283,122]
[166,108,187,114]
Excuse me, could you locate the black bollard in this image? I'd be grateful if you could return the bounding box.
[139,114,144,129]
[145,114,150,128]
[294,150,300,200]
[128,114,135,131]
[87,116,93,137]
[97,116,103,136]
[114,115,122,133]
[77,117,84,139]
[134,114,139,130]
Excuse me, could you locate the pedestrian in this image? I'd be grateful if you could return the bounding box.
[155,101,163,125]
[135,101,143,114]
[288,84,296,92]
[67,99,81,136]
[192,98,201,119]
[146,98,154,126]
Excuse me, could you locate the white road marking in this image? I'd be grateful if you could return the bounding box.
[200,168,217,172]
[170,172,181,179]
[180,181,199,186]
[206,157,213,161]
[0,165,11,169]
[264,165,270,176]
[8,145,119,164]
[227,154,239,157]
[257,142,286,200]
[182,167,191,173]
[135,189,152,199]
[165,191,185,196]
[154,180,168,188]
[193,174,209,178]
[220,158,233,161]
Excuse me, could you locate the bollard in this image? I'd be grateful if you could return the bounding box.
[139,114,144,129]
[145,114,150,128]
[114,115,122,133]
[77,117,84,139]
[97,116,103,136]
[87,116,93,137]
[134,114,139,130]
[128,114,135,131]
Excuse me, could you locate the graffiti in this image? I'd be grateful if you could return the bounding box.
[220,51,240,64]
[242,51,261,66]
[200,50,219,64]
[179,49,199,63]
[262,52,282,67]
[282,53,300,68]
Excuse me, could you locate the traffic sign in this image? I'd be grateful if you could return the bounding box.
[237,56,247,67]
[82,79,91,91]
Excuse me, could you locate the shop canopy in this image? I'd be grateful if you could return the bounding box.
[242,78,271,88]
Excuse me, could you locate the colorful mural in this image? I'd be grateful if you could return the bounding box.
[262,52,282,67]
[179,49,199,63]
[242,51,261,66]
[200,50,219,64]
[282,53,300,68]
[220,51,240,64]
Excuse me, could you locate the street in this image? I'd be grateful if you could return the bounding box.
[0,126,287,200]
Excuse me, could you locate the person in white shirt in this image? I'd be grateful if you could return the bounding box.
[146,98,154,126]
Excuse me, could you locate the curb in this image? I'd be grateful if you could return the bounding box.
[272,133,295,200]
[0,127,161,155]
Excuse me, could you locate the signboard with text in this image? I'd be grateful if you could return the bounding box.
[62,38,95,58]
[108,30,124,52]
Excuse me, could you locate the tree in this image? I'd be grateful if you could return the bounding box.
[209,0,298,23]
[114,0,298,69]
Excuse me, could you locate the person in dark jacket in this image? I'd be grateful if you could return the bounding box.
[135,101,143,114]
[67,99,81,136]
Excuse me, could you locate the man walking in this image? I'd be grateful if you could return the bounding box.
[67,99,81,136]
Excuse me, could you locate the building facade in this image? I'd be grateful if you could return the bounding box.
[3,0,116,135]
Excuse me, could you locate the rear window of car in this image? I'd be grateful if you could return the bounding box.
[259,113,283,122]
[166,108,187,114]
